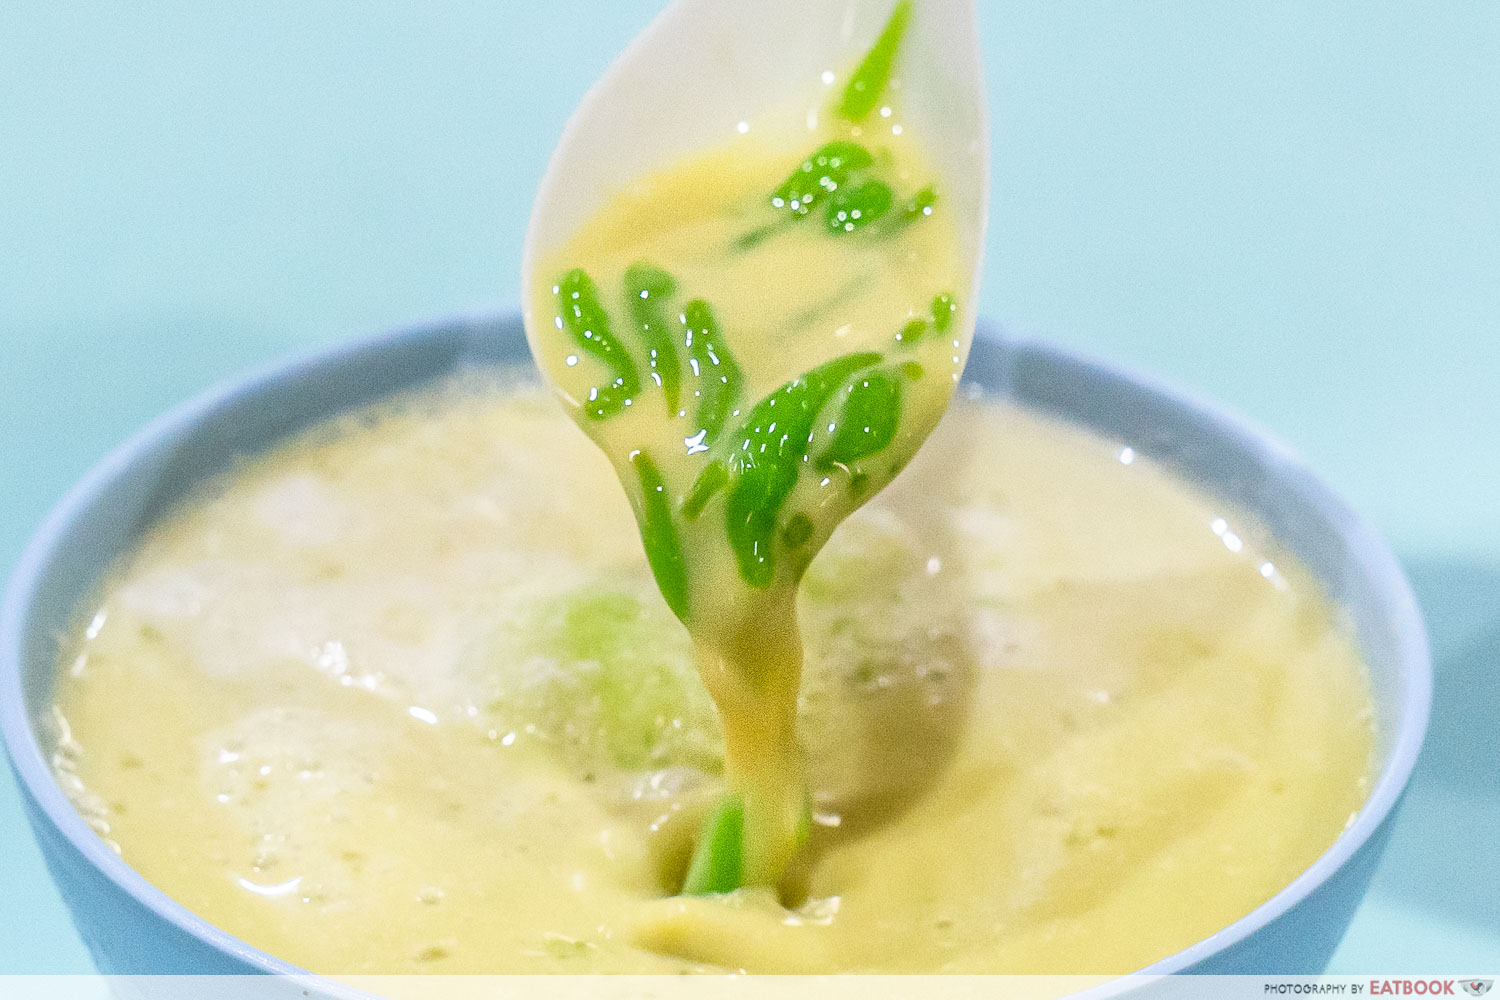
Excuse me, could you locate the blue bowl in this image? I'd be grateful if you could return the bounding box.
[1,313,1430,982]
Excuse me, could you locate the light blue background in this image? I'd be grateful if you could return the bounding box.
[2,0,1496,973]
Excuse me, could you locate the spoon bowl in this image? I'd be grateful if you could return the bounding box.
[521,0,989,336]
[519,0,991,891]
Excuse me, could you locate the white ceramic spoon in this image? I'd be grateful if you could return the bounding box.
[520,0,990,893]
[522,0,988,313]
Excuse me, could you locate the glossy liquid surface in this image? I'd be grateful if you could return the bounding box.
[50,374,1373,974]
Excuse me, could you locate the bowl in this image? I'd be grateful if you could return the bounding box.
[0,312,1431,983]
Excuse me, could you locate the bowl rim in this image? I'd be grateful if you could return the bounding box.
[0,312,1432,979]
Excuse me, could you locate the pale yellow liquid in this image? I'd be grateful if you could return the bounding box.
[525,108,971,884]
[50,374,1373,974]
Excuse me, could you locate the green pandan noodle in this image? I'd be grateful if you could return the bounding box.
[824,180,894,234]
[772,141,875,218]
[714,351,884,587]
[556,269,639,421]
[532,0,967,899]
[623,263,683,412]
[680,299,744,444]
[630,452,689,620]
[839,0,912,121]
[818,369,904,471]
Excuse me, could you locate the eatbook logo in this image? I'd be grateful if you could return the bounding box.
[1461,982,1493,998]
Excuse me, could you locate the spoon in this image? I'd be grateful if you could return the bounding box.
[521,0,989,894]
[523,0,987,285]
